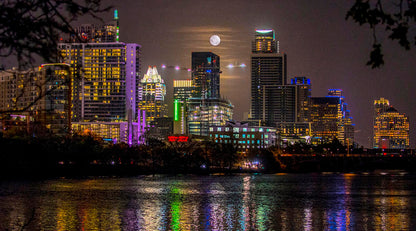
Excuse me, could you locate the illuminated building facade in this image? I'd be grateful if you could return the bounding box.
[191,52,220,99]
[183,52,234,136]
[138,66,168,124]
[59,11,141,144]
[252,29,279,53]
[58,42,141,122]
[374,97,390,118]
[310,89,354,145]
[250,29,288,126]
[173,80,194,101]
[209,121,276,151]
[373,98,409,149]
[173,80,194,134]
[187,98,233,136]
[310,97,339,143]
[277,122,312,144]
[0,64,71,136]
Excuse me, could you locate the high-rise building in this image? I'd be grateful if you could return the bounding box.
[0,64,72,136]
[310,89,354,145]
[58,11,142,145]
[184,52,233,136]
[373,98,409,149]
[310,97,340,143]
[173,80,194,134]
[291,77,311,122]
[58,42,141,122]
[272,77,312,144]
[138,66,167,124]
[250,29,287,125]
[191,52,220,99]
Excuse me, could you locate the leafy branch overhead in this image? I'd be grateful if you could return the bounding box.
[0,0,111,69]
[346,0,416,68]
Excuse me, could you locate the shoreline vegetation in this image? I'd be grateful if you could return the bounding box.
[1,133,415,179]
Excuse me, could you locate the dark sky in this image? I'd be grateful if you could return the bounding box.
[99,0,416,147]
[6,0,416,148]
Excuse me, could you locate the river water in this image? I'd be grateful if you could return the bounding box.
[0,172,415,230]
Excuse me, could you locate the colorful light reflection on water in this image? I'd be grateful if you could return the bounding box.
[0,173,415,230]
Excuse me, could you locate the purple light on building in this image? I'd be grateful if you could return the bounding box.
[137,109,146,145]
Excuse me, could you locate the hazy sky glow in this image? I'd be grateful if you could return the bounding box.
[4,0,415,147]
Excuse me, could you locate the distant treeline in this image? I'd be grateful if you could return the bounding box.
[1,133,415,178]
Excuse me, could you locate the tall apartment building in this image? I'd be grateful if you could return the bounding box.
[373,98,409,149]
[58,42,141,122]
[58,10,144,144]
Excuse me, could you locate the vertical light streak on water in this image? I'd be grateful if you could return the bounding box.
[240,176,251,231]
[304,208,312,231]
[169,186,181,231]
[79,207,99,231]
[280,211,289,231]
[208,182,226,230]
[342,173,354,230]
[255,200,268,231]
[137,199,163,230]
[56,199,78,231]
[374,186,410,230]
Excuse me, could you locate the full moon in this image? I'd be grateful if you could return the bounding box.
[209,35,221,46]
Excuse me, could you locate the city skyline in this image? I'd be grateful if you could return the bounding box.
[1,0,415,148]
[108,0,415,148]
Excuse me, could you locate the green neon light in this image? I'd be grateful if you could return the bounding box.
[174,100,179,121]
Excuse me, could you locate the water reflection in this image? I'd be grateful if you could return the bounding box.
[0,174,414,230]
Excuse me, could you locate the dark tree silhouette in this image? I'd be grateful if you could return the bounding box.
[0,0,111,69]
[346,0,416,68]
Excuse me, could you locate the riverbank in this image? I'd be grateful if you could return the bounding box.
[2,155,415,180]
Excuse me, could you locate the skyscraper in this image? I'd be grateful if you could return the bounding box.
[192,52,220,99]
[291,77,311,122]
[185,52,233,136]
[58,11,143,145]
[138,66,168,124]
[310,89,354,145]
[250,29,287,126]
[373,98,409,149]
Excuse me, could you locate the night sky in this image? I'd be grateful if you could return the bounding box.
[6,0,416,148]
